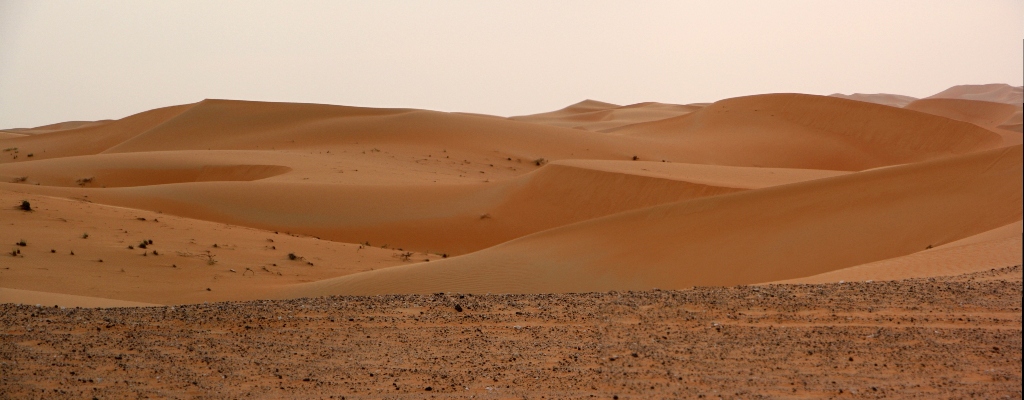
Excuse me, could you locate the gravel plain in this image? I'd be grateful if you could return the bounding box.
[2,266,1021,399]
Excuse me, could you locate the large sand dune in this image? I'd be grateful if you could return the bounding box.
[1,85,1021,305]
[285,144,1021,296]
[926,83,1023,104]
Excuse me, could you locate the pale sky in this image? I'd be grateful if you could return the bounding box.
[1,0,1021,128]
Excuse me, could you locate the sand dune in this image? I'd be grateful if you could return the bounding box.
[512,100,703,132]
[0,152,291,187]
[828,92,918,107]
[2,85,1021,306]
[774,221,1022,284]
[3,160,843,256]
[927,83,1023,105]
[0,132,27,139]
[0,120,116,135]
[287,144,1021,296]
[0,288,159,308]
[0,187,427,304]
[905,98,1018,127]
[608,93,1004,170]
[0,104,193,163]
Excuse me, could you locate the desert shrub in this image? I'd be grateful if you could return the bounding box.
[19,200,31,211]
[288,253,298,260]
[534,158,547,166]
[16,240,26,247]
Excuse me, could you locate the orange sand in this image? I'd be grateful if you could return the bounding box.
[1,85,1021,305]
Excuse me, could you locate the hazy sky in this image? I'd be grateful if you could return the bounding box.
[1,1,1021,128]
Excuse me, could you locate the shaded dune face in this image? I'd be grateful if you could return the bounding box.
[0,153,291,187]
[0,87,1021,305]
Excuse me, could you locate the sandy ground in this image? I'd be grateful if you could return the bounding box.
[1,266,1020,399]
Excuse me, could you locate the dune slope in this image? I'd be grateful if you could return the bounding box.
[0,104,194,163]
[926,83,1023,105]
[904,98,1019,128]
[287,144,1022,296]
[3,161,843,255]
[609,93,1005,170]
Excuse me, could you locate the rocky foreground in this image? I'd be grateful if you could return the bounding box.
[1,266,1021,399]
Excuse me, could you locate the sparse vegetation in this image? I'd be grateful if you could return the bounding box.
[534,158,547,166]
[81,233,89,239]
[288,253,298,260]
[12,177,28,183]
[399,252,413,261]
[15,240,26,247]
[19,200,31,211]
[632,155,640,160]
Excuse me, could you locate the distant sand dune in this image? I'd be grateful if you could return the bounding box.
[0,104,193,162]
[926,83,1023,105]
[512,100,703,132]
[609,93,1004,170]
[905,98,1018,127]
[828,93,918,108]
